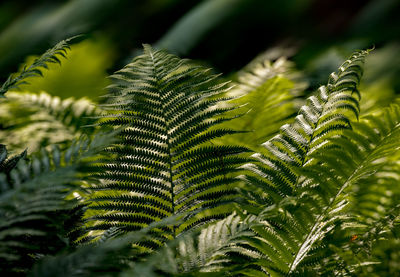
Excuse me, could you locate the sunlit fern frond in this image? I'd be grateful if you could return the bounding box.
[0,36,80,97]
[216,53,306,152]
[241,49,370,207]
[0,91,99,152]
[0,132,115,275]
[176,213,256,273]
[356,206,400,276]
[307,104,400,275]
[238,103,400,276]
[121,212,258,276]
[84,45,250,248]
[232,56,304,97]
[219,76,302,153]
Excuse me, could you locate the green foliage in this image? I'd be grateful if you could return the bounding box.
[0,144,26,178]
[29,215,182,277]
[0,132,115,275]
[0,36,399,277]
[84,45,250,246]
[18,38,115,99]
[0,91,98,152]
[241,49,369,209]
[131,212,257,275]
[323,204,400,276]
[217,56,305,152]
[0,36,79,97]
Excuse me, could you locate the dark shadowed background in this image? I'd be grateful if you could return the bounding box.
[0,0,399,96]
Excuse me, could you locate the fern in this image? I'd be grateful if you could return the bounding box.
[232,51,306,97]
[0,33,398,277]
[319,204,400,276]
[347,154,400,227]
[241,49,370,208]
[0,36,80,97]
[176,213,255,273]
[0,132,115,275]
[0,144,26,182]
[217,55,305,152]
[84,45,249,247]
[0,91,98,152]
[118,212,256,276]
[29,215,182,277]
[236,102,400,275]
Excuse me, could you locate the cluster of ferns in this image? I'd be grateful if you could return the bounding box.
[0,38,399,276]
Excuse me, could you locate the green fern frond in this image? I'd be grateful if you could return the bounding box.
[244,49,370,206]
[0,132,116,275]
[348,160,400,226]
[0,91,99,152]
[176,212,257,273]
[0,144,26,182]
[11,91,98,132]
[243,103,400,275]
[0,147,75,274]
[345,104,400,226]
[232,56,304,97]
[0,36,80,97]
[29,215,182,277]
[122,212,258,276]
[85,45,249,246]
[216,54,306,152]
[318,204,400,276]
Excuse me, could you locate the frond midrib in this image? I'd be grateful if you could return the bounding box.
[147,47,177,237]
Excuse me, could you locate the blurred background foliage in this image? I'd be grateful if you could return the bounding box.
[0,0,399,98]
[18,37,114,99]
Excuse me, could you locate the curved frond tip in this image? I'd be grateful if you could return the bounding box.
[0,35,81,97]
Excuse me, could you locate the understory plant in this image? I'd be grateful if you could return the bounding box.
[0,37,399,276]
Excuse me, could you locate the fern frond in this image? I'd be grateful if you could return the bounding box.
[0,144,26,182]
[0,91,99,152]
[216,53,306,152]
[348,160,400,226]
[29,215,182,277]
[0,36,80,97]
[0,131,116,274]
[243,104,400,275]
[122,212,258,276]
[176,212,257,273]
[233,56,303,96]
[85,45,249,246]
[11,91,98,132]
[244,49,370,205]
[318,204,400,276]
